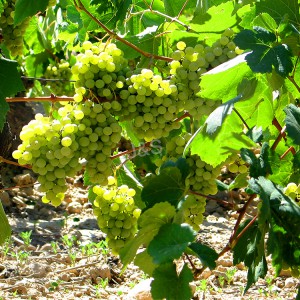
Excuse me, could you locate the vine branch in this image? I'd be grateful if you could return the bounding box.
[6,95,74,103]
[74,0,173,62]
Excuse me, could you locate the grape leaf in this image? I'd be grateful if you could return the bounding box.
[188,242,218,270]
[134,249,158,276]
[284,104,300,145]
[164,0,188,17]
[151,262,193,300]
[232,219,268,293]
[234,27,294,77]
[185,113,255,168]
[255,0,300,27]
[248,177,300,277]
[120,202,176,267]
[115,158,144,209]
[14,0,49,25]
[252,13,278,33]
[148,223,196,264]
[240,143,272,178]
[0,58,24,130]
[200,55,253,101]
[205,95,242,135]
[141,167,186,209]
[0,202,11,245]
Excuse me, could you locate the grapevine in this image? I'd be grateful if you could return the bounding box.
[0,1,300,299]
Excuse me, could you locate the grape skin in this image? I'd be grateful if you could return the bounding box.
[93,180,141,254]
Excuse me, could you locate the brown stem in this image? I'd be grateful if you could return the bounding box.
[185,253,196,270]
[188,190,234,208]
[174,111,191,122]
[6,95,74,103]
[271,125,286,151]
[0,183,34,192]
[230,215,258,249]
[74,0,172,62]
[288,76,300,93]
[280,146,296,159]
[21,76,76,83]
[110,142,151,160]
[0,156,32,169]
[229,194,256,244]
[193,194,256,278]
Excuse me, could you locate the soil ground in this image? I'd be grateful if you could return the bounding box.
[0,165,299,300]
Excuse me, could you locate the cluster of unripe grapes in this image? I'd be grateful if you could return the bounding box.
[44,60,74,96]
[168,28,241,120]
[227,155,248,174]
[0,0,29,56]
[178,195,206,231]
[12,99,122,205]
[92,176,141,254]
[155,133,221,229]
[284,182,300,204]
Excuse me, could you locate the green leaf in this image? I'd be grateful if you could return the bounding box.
[151,262,193,300]
[14,0,49,25]
[252,13,278,33]
[115,158,144,209]
[240,143,271,178]
[191,2,238,34]
[134,249,158,276]
[141,167,186,209]
[0,58,24,130]
[232,219,268,293]
[160,157,190,182]
[205,95,242,135]
[0,58,24,97]
[148,223,196,264]
[234,27,294,76]
[200,55,253,101]
[228,173,249,190]
[185,113,255,168]
[120,202,176,267]
[0,202,11,245]
[255,0,300,27]
[188,242,218,270]
[284,104,300,145]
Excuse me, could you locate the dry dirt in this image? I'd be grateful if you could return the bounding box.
[0,165,299,300]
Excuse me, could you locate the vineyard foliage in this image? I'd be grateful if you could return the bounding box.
[0,0,300,298]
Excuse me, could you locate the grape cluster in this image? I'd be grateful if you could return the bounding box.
[44,60,74,96]
[179,194,206,231]
[156,133,221,196]
[12,99,122,205]
[118,68,182,141]
[284,182,300,204]
[0,0,30,56]
[92,177,141,254]
[169,28,242,120]
[71,41,128,108]
[227,155,248,174]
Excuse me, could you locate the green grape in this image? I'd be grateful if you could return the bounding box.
[228,163,239,173]
[92,181,141,255]
[0,0,30,56]
[179,195,206,231]
[44,60,74,96]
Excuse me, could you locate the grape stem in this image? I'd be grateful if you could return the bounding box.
[188,190,234,209]
[233,108,250,130]
[128,9,190,31]
[6,95,74,103]
[271,120,296,155]
[174,111,191,122]
[0,156,32,169]
[193,194,257,278]
[0,183,34,192]
[73,0,173,62]
[110,142,151,160]
[21,76,76,82]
